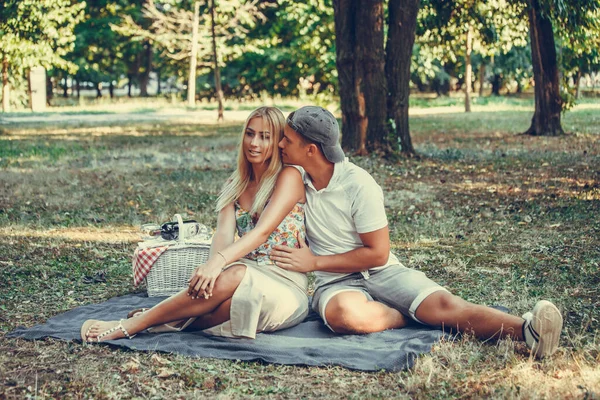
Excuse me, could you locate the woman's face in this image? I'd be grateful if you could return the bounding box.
[243,117,273,165]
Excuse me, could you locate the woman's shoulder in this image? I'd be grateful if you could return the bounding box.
[277,165,304,184]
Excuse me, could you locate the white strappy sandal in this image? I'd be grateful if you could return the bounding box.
[80,319,136,343]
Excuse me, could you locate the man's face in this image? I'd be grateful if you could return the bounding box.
[279,124,308,167]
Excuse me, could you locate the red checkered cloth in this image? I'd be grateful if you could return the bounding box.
[132,246,169,286]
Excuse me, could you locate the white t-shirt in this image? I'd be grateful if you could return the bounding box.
[297,159,400,287]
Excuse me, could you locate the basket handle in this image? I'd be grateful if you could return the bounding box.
[173,214,185,241]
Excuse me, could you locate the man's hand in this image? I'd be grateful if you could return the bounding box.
[271,239,316,273]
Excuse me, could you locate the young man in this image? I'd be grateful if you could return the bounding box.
[272,105,563,358]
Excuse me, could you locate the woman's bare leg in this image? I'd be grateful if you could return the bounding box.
[85,265,246,341]
[187,298,233,331]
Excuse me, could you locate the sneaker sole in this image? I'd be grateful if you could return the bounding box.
[531,300,563,358]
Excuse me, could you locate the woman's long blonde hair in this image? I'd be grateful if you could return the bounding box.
[215,106,285,216]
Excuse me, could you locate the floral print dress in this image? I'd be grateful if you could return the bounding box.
[235,202,307,264]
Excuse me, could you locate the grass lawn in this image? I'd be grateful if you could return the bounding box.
[0,97,599,398]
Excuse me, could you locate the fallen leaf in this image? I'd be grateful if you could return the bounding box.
[156,367,176,378]
[121,358,140,373]
[151,354,171,366]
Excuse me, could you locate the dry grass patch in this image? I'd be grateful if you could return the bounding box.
[1,99,599,398]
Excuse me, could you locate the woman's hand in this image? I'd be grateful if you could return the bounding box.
[187,258,225,299]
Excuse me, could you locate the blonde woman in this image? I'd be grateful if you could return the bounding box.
[81,106,309,341]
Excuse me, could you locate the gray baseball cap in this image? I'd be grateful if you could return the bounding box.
[286,106,345,163]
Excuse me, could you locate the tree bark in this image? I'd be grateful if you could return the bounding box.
[109,80,115,98]
[139,41,152,97]
[2,56,9,111]
[524,0,564,136]
[385,0,420,155]
[491,74,502,95]
[96,82,103,98]
[575,69,582,99]
[210,0,224,121]
[357,0,388,152]
[478,63,485,97]
[63,76,69,98]
[47,74,54,103]
[187,1,200,107]
[464,24,473,113]
[156,69,162,95]
[127,74,133,97]
[2,56,10,112]
[333,0,366,153]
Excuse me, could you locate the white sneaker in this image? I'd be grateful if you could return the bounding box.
[522,300,563,359]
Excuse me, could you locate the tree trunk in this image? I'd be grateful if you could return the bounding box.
[76,79,81,99]
[358,0,388,152]
[2,56,10,112]
[210,0,224,121]
[139,41,152,97]
[156,69,162,95]
[479,63,486,97]
[127,74,133,97]
[187,1,200,107]
[491,74,502,95]
[63,76,69,98]
[334,0,366,153]
[47,74,54,103]
[575,69,582,99]
[464,25,473,113]
[96,82,103,98]
[385,0,420,156]
[109,80,115,98]
[524,0,564,136]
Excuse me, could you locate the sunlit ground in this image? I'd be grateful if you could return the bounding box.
[1,97,598,398]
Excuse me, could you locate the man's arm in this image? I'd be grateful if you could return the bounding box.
[270,226,390,273]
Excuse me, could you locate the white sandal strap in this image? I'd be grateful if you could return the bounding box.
[118,319,135,339]
[96,320,136,341]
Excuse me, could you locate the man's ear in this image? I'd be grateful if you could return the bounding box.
[306,143,319,157]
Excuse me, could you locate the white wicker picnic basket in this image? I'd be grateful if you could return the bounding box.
[138,214,212,297]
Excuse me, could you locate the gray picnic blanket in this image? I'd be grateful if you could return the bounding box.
[7,293,445,371]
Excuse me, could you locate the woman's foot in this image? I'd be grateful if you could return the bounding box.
[81,319,136,342]
[127,308,149,319]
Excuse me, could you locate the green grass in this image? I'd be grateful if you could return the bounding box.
[1,99,599,398]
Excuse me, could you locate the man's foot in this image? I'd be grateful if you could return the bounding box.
[522,300,563,359]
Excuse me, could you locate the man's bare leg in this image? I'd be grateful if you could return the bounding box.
[414,291,524,340]
[325,291,408,334]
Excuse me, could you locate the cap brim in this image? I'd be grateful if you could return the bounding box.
[322,144,345,163]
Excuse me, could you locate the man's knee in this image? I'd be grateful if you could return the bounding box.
[324,295,371,334]
[415,291,469,326]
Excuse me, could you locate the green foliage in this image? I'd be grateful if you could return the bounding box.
[0,0,85,74]
[70,0,137,88]
[220,0,336,98]
[415,0,529,92]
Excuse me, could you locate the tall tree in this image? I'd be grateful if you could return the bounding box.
[0,0,84,111]
[116,0,263,112]
[520,0,600,136]
[358,0,389,153]
[524,0,563,135]
[210,0,224,120]
[333,0,366,153]
[385,0,421,155]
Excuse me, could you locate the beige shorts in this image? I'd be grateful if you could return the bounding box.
[202,258,309,339]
